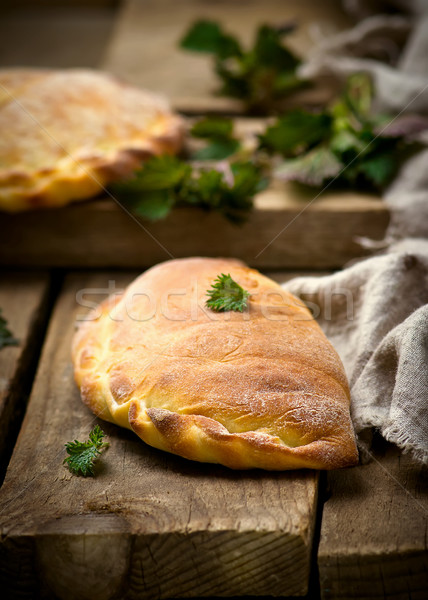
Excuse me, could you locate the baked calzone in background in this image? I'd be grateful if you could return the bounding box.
[0,68,183,212]
[72,258,358,470]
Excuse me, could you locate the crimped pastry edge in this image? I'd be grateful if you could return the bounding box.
[0,68,184,212]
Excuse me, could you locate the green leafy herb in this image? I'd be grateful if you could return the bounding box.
[275,146,342,187]
[64,425,109,477]
[343,71,373,122]
[264,73,427,190]
[206,273,250,312]
[119,154,192,190]
[190,116,241,160]
[180,20,305,112]
[191,116,235,139]
[0,309,18,350]
[180,19,242,59]
[192,138,241,161]
[259,110,332,156]
[111,156,267,224]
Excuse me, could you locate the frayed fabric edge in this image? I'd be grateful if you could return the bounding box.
[354,420,428,466]
[382,423,428,466]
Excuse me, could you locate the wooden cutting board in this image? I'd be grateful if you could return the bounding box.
[0,186,388,270]
[0,114,388,271]
[0,272,320,600]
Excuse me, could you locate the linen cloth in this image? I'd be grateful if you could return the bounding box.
[282,5,428,463]
[302,8,428,240]
[283,241,428,464]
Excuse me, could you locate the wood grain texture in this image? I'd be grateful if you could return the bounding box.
[0,271,50,482]
[318,441,428,600]
[5,1,119,7]
[0,7,117,70]
[0,271,319,600]
[103,0,351,113]
[0,189,389,270]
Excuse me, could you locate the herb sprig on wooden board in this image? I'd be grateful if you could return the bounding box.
[260,73,428,190]
[64,425,109,477]
[206,273,250,312]
[0,308,18,350]
[112,73,427,223]
[180,20,305,113]
[111,155,267,224]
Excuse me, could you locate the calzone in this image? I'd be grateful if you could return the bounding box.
[0,68,183,212]
[72,258,358,470]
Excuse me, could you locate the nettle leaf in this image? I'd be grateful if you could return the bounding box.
[357,152,398,187]
[206,273,250,312]
[117,155,191,191]
[191,138,240,160]
[0,309,19,350]
[130,189,176,221]
[222,164,265,223]
[187,162,263,222]
[330,128,367,157]
[195,169,225,201]
[253,24,300,71]
[275,146,343,187]
[63,425,109,477]
[260,73,421,190]
[110,156,191,220]
[215,61,249,98]
[113,155,265,224]
[344,73,374,121]
[181,169,224,207]
[231,161,268,197]
[180,20,242,59]
[273,71,304,94]
[180,20,305,111]
[190,117,240,160]
[191,116,234,139]
[259,110,332,156]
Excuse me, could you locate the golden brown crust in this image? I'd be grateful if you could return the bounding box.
[72,258,359,470]
[0,68,184,212]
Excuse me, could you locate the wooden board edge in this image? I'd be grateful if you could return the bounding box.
[0,198,390,270]
[0,272,54,484]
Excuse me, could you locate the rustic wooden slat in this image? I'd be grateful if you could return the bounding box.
[4,1,119,8]
[103,0,351,113]
[0,189,389,270]
[0,271,51,483]
[0,7,117,70]
[318,441,428,600]
[0,271,320,600]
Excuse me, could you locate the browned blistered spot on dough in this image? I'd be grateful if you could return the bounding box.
[146,407,183,441]
[110,371,135,405]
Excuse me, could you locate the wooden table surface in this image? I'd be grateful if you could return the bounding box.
[0,269,427,600]
[0,2,427,599]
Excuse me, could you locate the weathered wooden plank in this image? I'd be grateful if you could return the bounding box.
[5,1,119,8]
[0,271,51,483]
[0,6,117,70]
[103,0,351,113]
[0,188,388,270]
[318,441,428,600]
[0,271,320,600]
